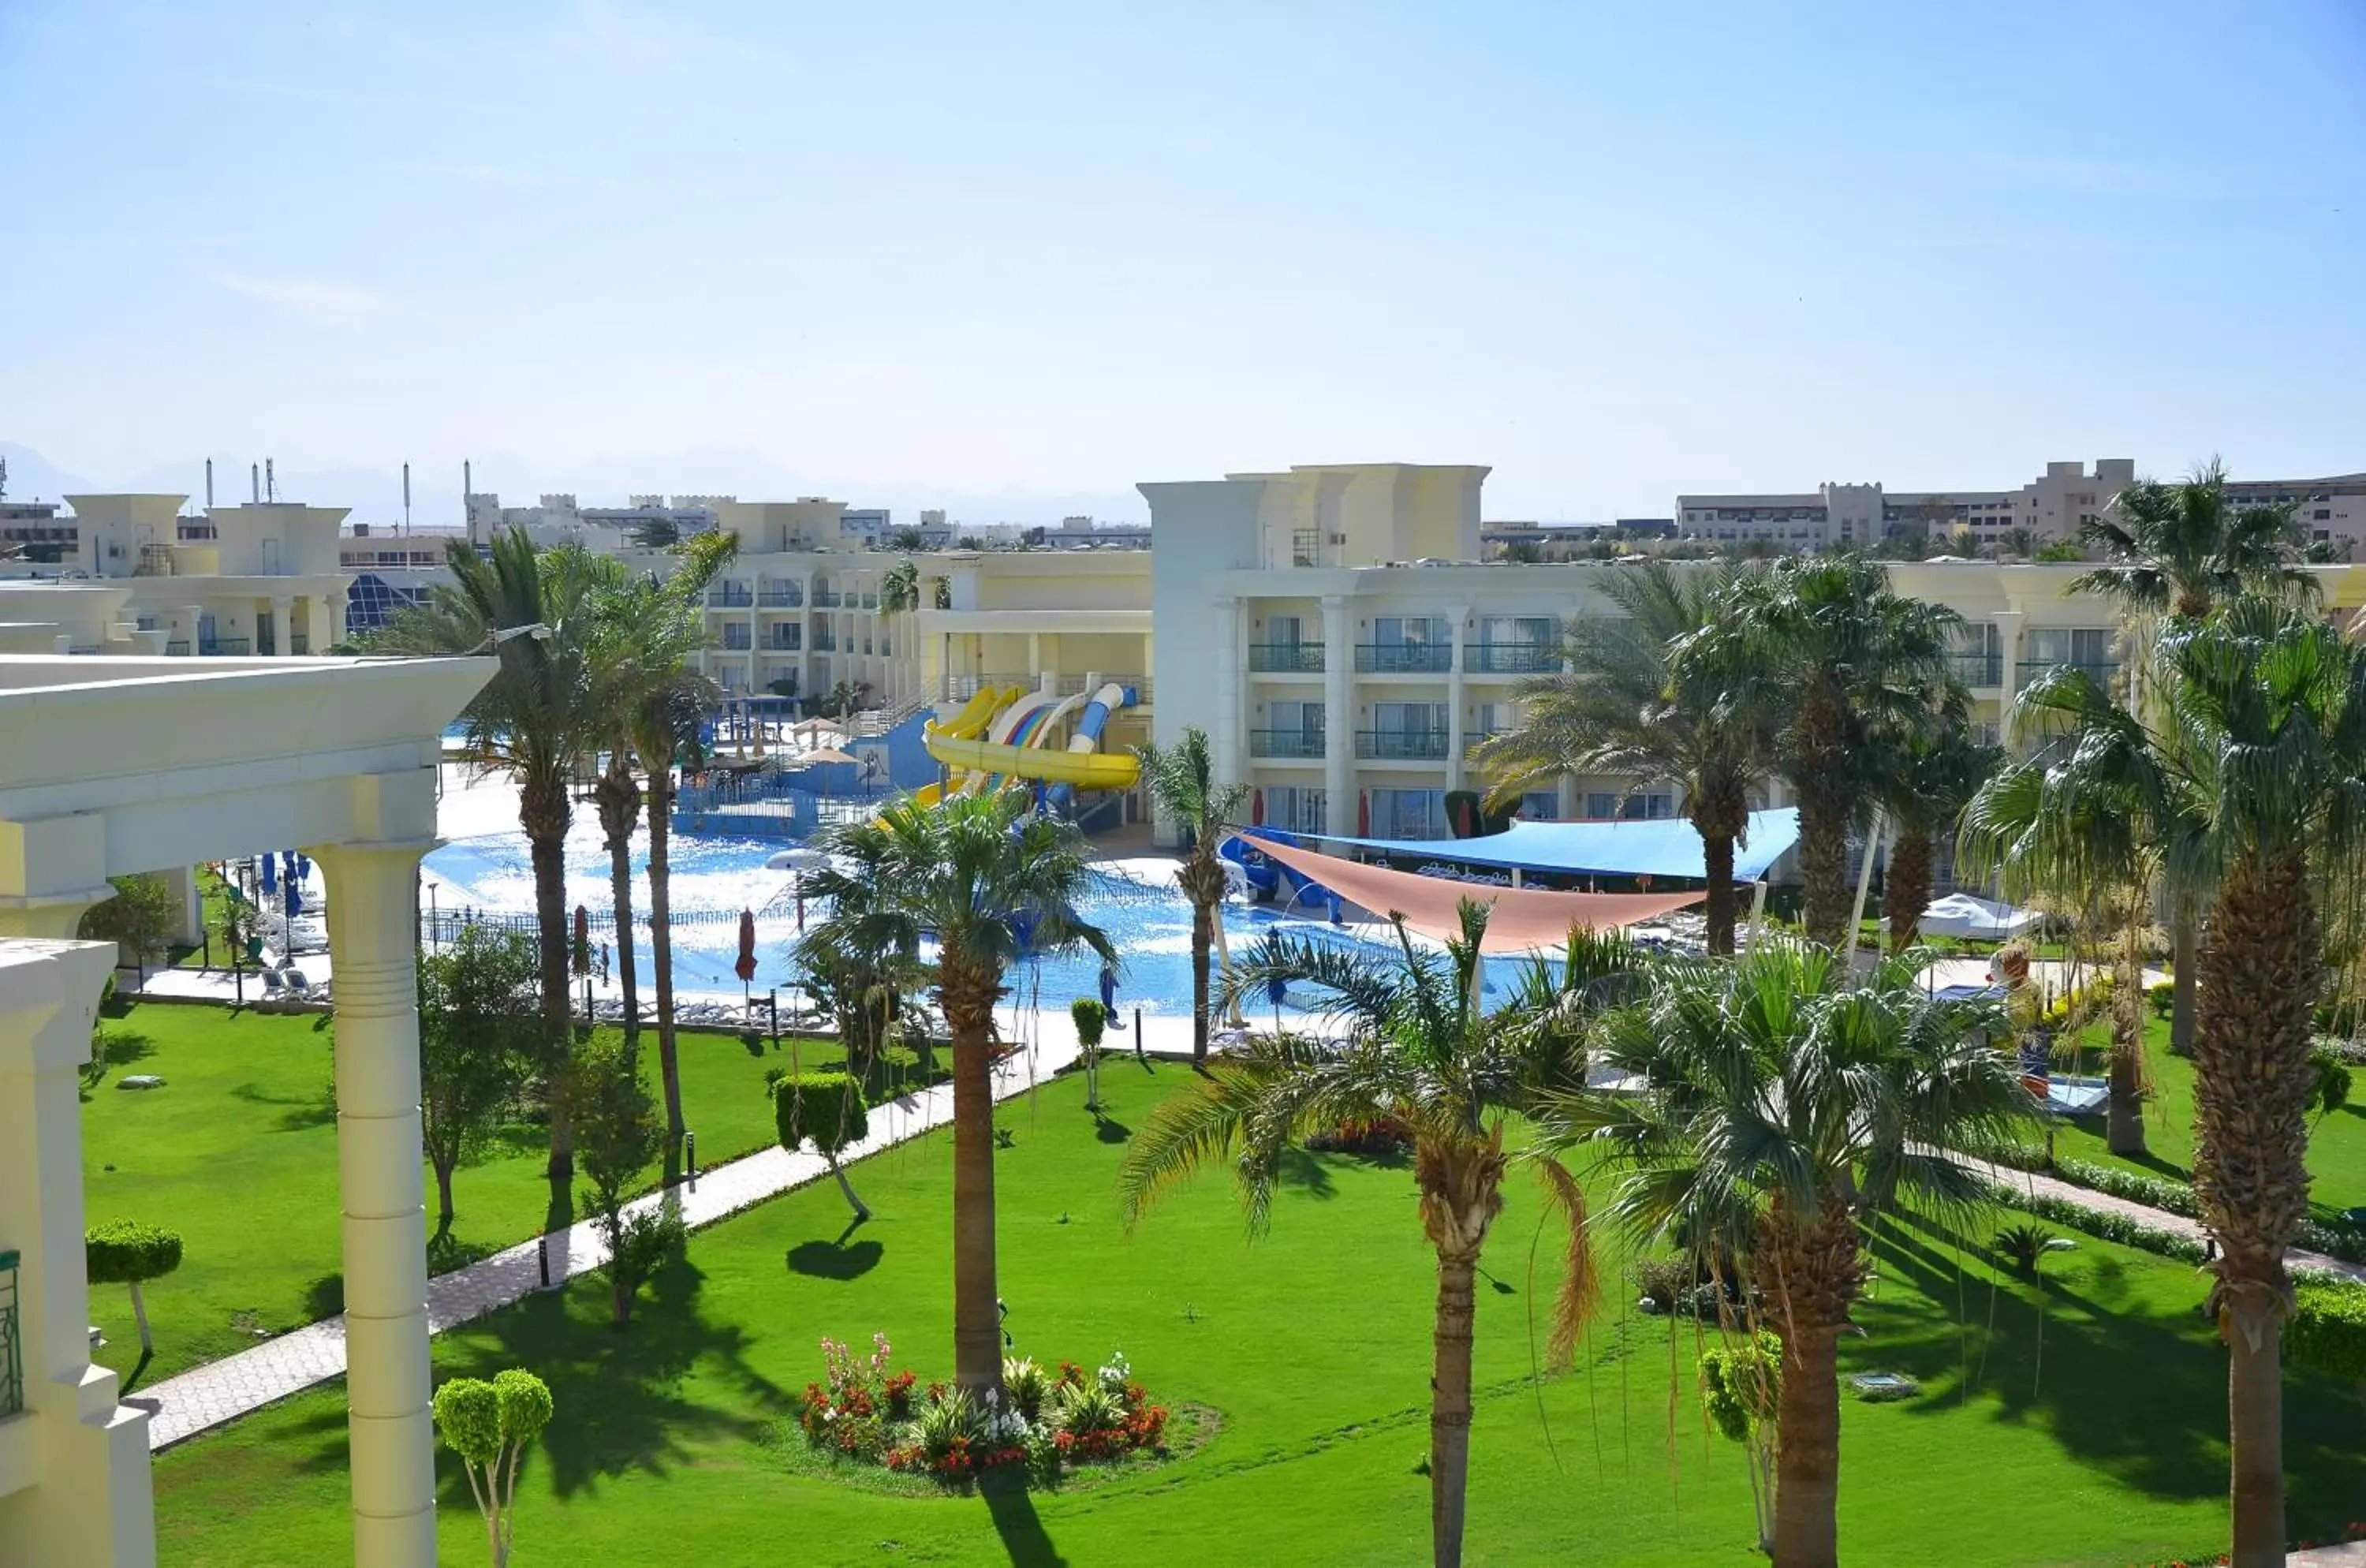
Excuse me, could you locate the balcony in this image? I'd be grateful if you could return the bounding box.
[200,637,251,656]
[812,635,837,652]
[707,586,752,608]
[860,592,879,609]
[164,639,191,656]
[1468,643,1558,675]
[757,586,804,607]
[763,636,803,652]
[1249,642,1325,674]
[1357,730,1450,760]
[2049,658,2120,685]
[1249,729,1326,760]
[1355,643,1452,674]
[1950,651,2002,687]
[721,634,752,652]
[812,590,843,608]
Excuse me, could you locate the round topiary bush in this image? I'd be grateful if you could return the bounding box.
[85,1219,183,1357]
[777,1072,871,1219]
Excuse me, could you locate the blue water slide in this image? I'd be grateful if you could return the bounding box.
[1043,684,1138,816]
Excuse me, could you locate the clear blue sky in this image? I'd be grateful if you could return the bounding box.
[2,0,2360,524]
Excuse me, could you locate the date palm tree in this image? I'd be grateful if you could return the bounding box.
[1133,726,1250,1062]
[2066,459,2315,1056]
[1120,904,1629,1568]
[878,558,920,709]
[1472,561,1773,954]
[2159,602,2366,1566]
[1957,662,2187,1155]
[1532,945,2031,1568]
[1681,558,1959,947]
[805,789,1113,1404]
[377,528,607,1224]
[1875,691,1998,953]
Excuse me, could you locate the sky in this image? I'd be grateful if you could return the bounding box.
[2,0,2362,526]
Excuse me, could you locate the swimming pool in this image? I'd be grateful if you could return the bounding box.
[421,818,1399,1014]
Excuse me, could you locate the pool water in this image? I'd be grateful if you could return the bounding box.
[422,819,1404,1014]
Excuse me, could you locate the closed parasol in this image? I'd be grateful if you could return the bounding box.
[735,909,759,987]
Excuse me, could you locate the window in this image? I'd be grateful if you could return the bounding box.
[1519,790,1559,819]
[1371,788,1448,838]
[1291,528,1319,567]
[1372,700,1447,736]
[1584,791,1671,820]
[1372,615,1447,648]
[1263,786,1327,835]
[1271,700,1325,736]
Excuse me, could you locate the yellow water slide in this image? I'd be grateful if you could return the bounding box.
[921,684,1140,793]
[907,686,1021,807]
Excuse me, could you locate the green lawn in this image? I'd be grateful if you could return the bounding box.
[150,1065,2364,1567]
[2051,1016,2366,1225]
[80,999,863,1384]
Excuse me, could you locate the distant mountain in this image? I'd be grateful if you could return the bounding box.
[0,442,1148,528]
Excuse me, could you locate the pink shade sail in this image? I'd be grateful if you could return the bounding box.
[1243,834,1704,955]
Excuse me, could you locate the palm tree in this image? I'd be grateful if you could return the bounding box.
[1681,558,1959,947]
[1957,663,2183,1155]
[2066,460,2315,1057]
[1472,561,1772,954]
[2157,603,2366,1566]
[1875,691,1998,953]
[804,790,1113,1403]
[793,812,924,1074]
[878,559,920,709]
[1133,726,1251,1062]
[377,528,606,1223]
[1120,905,1625,1568]
[622,530,737,1176]
[1531,945,2032,1568]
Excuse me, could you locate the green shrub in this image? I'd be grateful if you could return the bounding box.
[2286,1282,2366,1388]
[774,1071,868,1159]
[1985,1182,2208,1264]
[2308,1047,2353,1118]
[1003,1356,1051,1418]
[85,1220,184,1358]
[1635,1259,1696,1311]
[434,1368,554,1565]
[1054,1377,1125,1436]
[916,1386,983,1462]
[2148,980,2175,1021]
[1992,1221,2055,1277]
[1069,998,1106,1051]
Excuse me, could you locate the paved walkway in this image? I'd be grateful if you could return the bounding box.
[1979,1158,2366,1286]
[131,1004,1180,1450]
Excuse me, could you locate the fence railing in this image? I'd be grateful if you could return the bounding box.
[289,633,311,655]
[757,586,803,607]
[1249,642,1325,674]
[165,639,191,656]
[1357,730,1450,760]
[0,1247,20,1418]
[1249,728,1324,760]
[200,637,250,656]
[707,586,753,607]
[812,590,842,607]
[1355,643,1452,674]
[1951,651,2002,687]
[1468,643,1557,675]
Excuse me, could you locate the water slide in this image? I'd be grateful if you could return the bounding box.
[909,686,1021,807]
[923,684,1140,798]
[1043,684,1138,814]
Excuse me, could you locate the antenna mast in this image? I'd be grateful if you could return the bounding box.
[266,457,276,503]
[205,457,214,509]
[402,461,412,536]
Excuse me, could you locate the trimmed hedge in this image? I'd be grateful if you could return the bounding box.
[1986,1148,2366,1264]
[774,1071,868,1159]
[1982,1181,2207,1264]
[84,1220,183,1286]
[2286,1281,2366,1387]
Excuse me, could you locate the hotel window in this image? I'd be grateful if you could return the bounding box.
[1371,788,1448,838]
[1264,786,1327,836]
[1520,790,1559,819]
[1292,528,1320,567]
[1584,791,1673,820]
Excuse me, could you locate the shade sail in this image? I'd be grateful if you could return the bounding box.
[1294,808,1798,883]
[1908,894,2040,941]
[1241,834,1704,954]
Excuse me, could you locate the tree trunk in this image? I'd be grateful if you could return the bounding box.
[1701,831,1737,956]
[520,775,575,1227]
[1796,795,1851,950]
[830,1155,871,1222]
[942,958,1003,1406]
[1189,902,1212,1063]
[130,1282,152,1357]
[2170,898,2198,1058]
[2190,849,2319,1568]
[647,762,687,1184]
[1429,1248,1478,1568]
[595,752,641,1055]
[434,1157,457,1232]
[1771,1320,1841,1568]
[2107,924,2148,1156]
[1883,829,1933,954]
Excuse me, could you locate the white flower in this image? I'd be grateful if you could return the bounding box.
[1097,1350,1133,1391]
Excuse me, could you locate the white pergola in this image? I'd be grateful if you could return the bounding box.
[0,653,491,1567]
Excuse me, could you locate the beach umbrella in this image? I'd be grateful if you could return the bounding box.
[1099,961,1118,1025]
[286,880,303,917]
[259,853,278,894]
[573,905,592,976]
[1267,973,1288,1032]
[1252,789,1264,827]
[282,850,298,891]
[784,746,858,767]
[735,908,759,981]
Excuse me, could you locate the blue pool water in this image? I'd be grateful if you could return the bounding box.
[421,818,1397,1014]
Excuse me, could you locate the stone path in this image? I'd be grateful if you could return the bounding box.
[1978,1159,2366,1286]
[130,1008,1148,1450]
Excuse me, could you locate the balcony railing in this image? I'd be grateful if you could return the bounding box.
[722,634,752,651]
[1950,651,2002,687]
[200,637,250,656]
[2048,658,2120,685]
[1248,642,1325,674]
[763,636,802,652]
[757,586,804,607]
[860,593,879,609]
[1249,729,1326,760]
[707,586,753,608]
[1355,643,1452,674]
[1468,643,1558,675]
[1357,730,1450,760]
[165,639,191,656]
[812,590,843,607]
[289,633,310,655]
[812,635,837,652]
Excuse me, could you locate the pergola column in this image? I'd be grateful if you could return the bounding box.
[315,840,437,1568]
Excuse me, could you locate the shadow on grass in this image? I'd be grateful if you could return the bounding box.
[228,1081,338,1132]
[1853,1213,2362,1522]
[1092,1116,1133,1145]
[787,1238,885,1280]
[284,1249,789,1503]
[981,1467,1069,1566]
[1274,1148,1336,1201]
[304,1272,344,1321]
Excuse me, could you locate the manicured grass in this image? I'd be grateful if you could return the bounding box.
[2052,1016,2366,1225]
[79,999,863,1384]
[151,1065,2364,1566]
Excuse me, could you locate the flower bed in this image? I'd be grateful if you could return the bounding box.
[793,1334,1173,1489]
